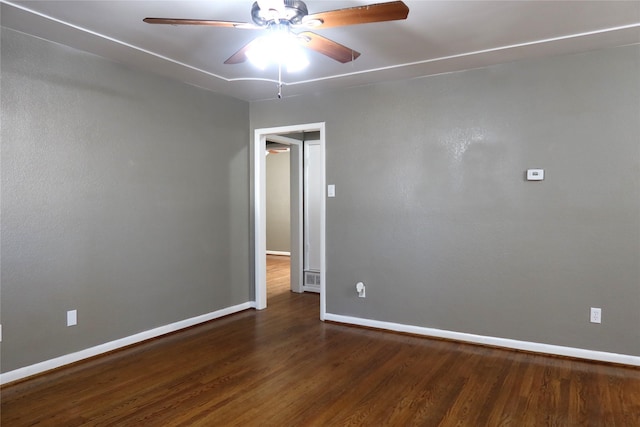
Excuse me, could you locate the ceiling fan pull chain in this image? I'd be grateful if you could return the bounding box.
[277,62,283,99]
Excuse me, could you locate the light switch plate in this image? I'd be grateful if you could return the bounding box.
[327,184,335,198]
[67,310,77,326]
[527,169,544,181]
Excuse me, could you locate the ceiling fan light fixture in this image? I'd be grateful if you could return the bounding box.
[282,45,309,72]
[246,29,309,72]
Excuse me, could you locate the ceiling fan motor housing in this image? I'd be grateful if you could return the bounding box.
[251,0,309,26]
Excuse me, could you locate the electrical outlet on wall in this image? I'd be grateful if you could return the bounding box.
[590,307,602,324]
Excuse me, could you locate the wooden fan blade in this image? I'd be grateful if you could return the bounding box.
[301,1,409,29]
[224,38,263,64]
[298,32,360,63]
[143,18,258,29]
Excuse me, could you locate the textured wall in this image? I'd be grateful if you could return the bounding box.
[1,28,250,372]
[250,45,640,356]
[266,151,291,252]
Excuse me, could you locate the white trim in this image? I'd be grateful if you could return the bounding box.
[254,123,326,320]
[254,129,268,310]
[324,313,640,367]
[318,125,326,321]
[0,302,254,385]
[266,250,291,256]
[295,139,304,293]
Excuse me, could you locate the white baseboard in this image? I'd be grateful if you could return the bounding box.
[266,250,290,256]
[1,301,254,385]
[324,313,640,367]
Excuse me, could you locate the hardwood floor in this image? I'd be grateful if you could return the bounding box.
[2,254,639,426]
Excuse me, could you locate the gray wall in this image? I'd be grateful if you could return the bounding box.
[251,45,640,357]
[266,151,291,252]
[1,28,250,373]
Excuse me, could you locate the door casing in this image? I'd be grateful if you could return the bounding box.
[253,123,326,320]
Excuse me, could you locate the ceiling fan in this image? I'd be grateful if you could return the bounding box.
[143,0,410,66]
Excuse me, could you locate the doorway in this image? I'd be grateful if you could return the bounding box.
[253,123,326,320]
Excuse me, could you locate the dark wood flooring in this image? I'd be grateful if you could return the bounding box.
[2,254,639,426]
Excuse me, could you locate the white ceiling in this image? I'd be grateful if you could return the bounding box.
[2,1,639,101]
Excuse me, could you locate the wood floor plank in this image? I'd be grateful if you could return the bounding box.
[2,255,639,426]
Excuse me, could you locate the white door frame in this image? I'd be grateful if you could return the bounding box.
[253,123,326,320]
